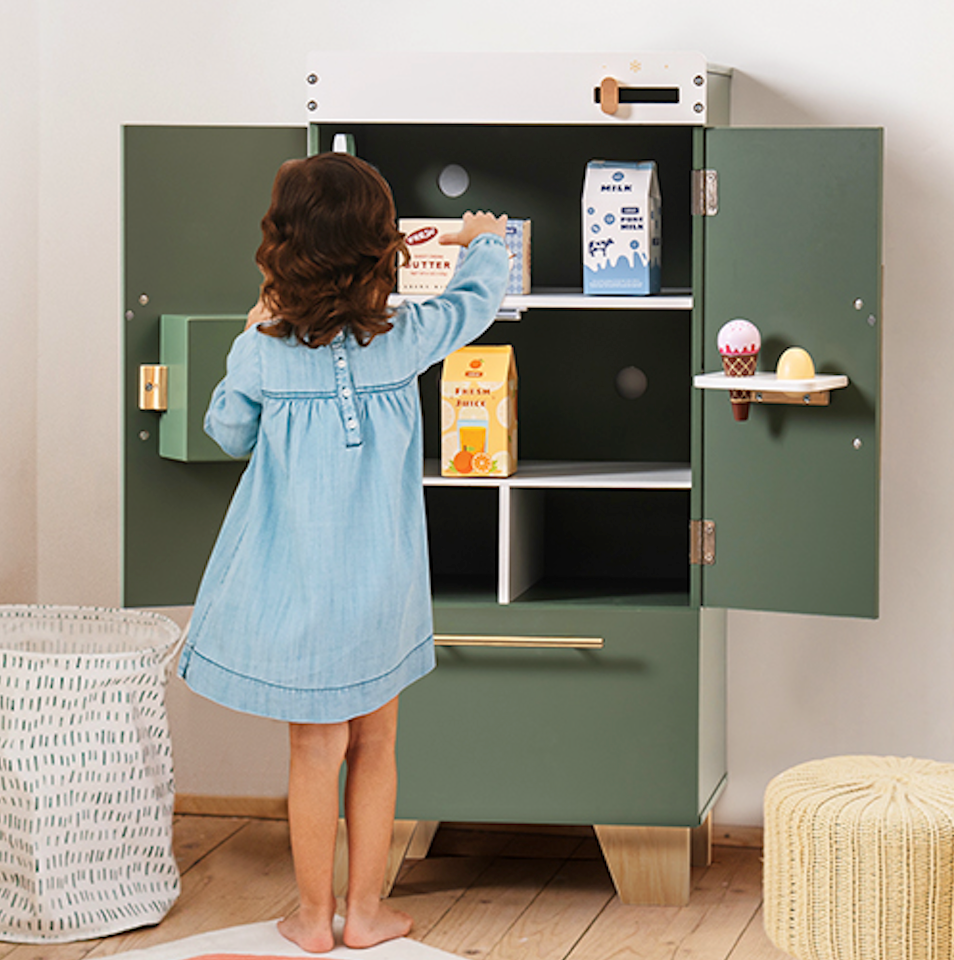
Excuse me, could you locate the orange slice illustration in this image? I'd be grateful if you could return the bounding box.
[472,453,493,474]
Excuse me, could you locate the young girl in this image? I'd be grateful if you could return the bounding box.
[177,152,509,952]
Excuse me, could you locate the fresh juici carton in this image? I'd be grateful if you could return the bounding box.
[398,218,531,296]
[440,345,517,478]
[582,161,661,295]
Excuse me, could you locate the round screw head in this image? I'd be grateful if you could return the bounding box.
[124,310,135,321]
[307,100,318,111]
[139,430,150,441]
[853,298,864,310]
[853,438,863,450]
[138,293,149,306]
[306,73,318,84]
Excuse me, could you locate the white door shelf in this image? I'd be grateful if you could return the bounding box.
[391,288,693,320]
[693,371,849,406]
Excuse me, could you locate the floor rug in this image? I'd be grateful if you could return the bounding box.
[104,918,462,960]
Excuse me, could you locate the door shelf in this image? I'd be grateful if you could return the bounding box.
[693,372,849,406]
[391,288,693,320]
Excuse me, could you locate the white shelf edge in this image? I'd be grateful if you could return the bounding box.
[692,372,849,393]
[423,460,691,490]
[390,288,692,318]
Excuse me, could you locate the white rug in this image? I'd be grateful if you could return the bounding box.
[106,918,461,960]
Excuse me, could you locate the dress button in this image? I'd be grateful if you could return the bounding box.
[341,387,352,398]
[336,358,346,368]
[347,419,357,430]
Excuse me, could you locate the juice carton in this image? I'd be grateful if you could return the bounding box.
[582,161,661,295]
[398,218,531,295]
[440,345,517,478]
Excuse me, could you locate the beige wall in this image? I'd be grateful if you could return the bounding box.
[7,0,954,822]
[1,5,38,604]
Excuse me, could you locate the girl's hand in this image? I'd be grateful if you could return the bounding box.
[245,295,272,330]
[439,211,507,247]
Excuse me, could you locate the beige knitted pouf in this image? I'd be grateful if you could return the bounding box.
[764,756,954,960]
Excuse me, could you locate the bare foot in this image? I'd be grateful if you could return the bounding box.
[278,908,336,954]
[343,902,413,949]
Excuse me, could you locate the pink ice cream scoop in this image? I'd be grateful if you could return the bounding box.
[717,319,761,421]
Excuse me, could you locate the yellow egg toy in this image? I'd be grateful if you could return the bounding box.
[776,347,815,380]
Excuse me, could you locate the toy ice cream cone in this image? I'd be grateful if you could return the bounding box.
[717,319,761,421]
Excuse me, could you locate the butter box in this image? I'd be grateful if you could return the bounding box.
[398,218,531,295]
[440,345,518,478]
[582,161,661,295]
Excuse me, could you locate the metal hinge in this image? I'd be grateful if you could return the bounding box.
[691,169,718,216]
[139,364,168,411]
[690,520,716,565]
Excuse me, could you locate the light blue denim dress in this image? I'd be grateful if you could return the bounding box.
[178,234,509,723]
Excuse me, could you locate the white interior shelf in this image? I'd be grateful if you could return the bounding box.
[423,460,691,604]
[693,372,849,394]
[391,288,693,319]
[423,460,691,489]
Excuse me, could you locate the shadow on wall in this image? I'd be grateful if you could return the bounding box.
[728,70,830,126]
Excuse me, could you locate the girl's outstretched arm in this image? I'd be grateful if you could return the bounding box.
[407,230,510,371]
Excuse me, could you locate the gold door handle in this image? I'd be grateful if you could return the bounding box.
[434,634,604,650]
[139,364,168,411]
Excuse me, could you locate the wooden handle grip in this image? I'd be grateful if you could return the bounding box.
[434,635,604,650]
[600,76,620,115]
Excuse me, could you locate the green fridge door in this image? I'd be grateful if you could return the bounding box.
[699,127,882,618]
[124,126,307,606]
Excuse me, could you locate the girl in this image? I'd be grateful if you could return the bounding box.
[177,152,509,952]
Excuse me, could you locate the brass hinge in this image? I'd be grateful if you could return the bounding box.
[139,364,168,411]
[690,520,716,565]
[691,169,718,216]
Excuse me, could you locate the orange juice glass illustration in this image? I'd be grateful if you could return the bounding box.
[459,420,488,453]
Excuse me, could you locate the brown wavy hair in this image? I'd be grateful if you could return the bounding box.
[255,153,409,347]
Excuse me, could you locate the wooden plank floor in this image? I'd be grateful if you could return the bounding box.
[0,817,789,960]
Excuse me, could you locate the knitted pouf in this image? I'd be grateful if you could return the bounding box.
[764,756,954,960]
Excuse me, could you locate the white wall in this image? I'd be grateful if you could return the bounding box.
[12,0,954,824]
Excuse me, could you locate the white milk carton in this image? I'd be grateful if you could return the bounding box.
[582,161,661,296]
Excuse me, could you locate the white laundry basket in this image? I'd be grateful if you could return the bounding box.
[0,605,182,942]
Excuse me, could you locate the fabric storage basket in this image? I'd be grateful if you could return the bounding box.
[0,605,182,943]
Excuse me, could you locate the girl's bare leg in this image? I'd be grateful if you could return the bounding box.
[278,720,349,953]
[342,696,413,948]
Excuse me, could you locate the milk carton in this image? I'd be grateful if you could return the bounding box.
[440,346,517,478]
[582,161,661,295]
[398,218,531,296]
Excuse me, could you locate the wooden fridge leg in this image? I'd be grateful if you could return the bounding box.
[691,811,713,868]
[405,820,440,861]
[333,819,439,898]
[594,824,691,906]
